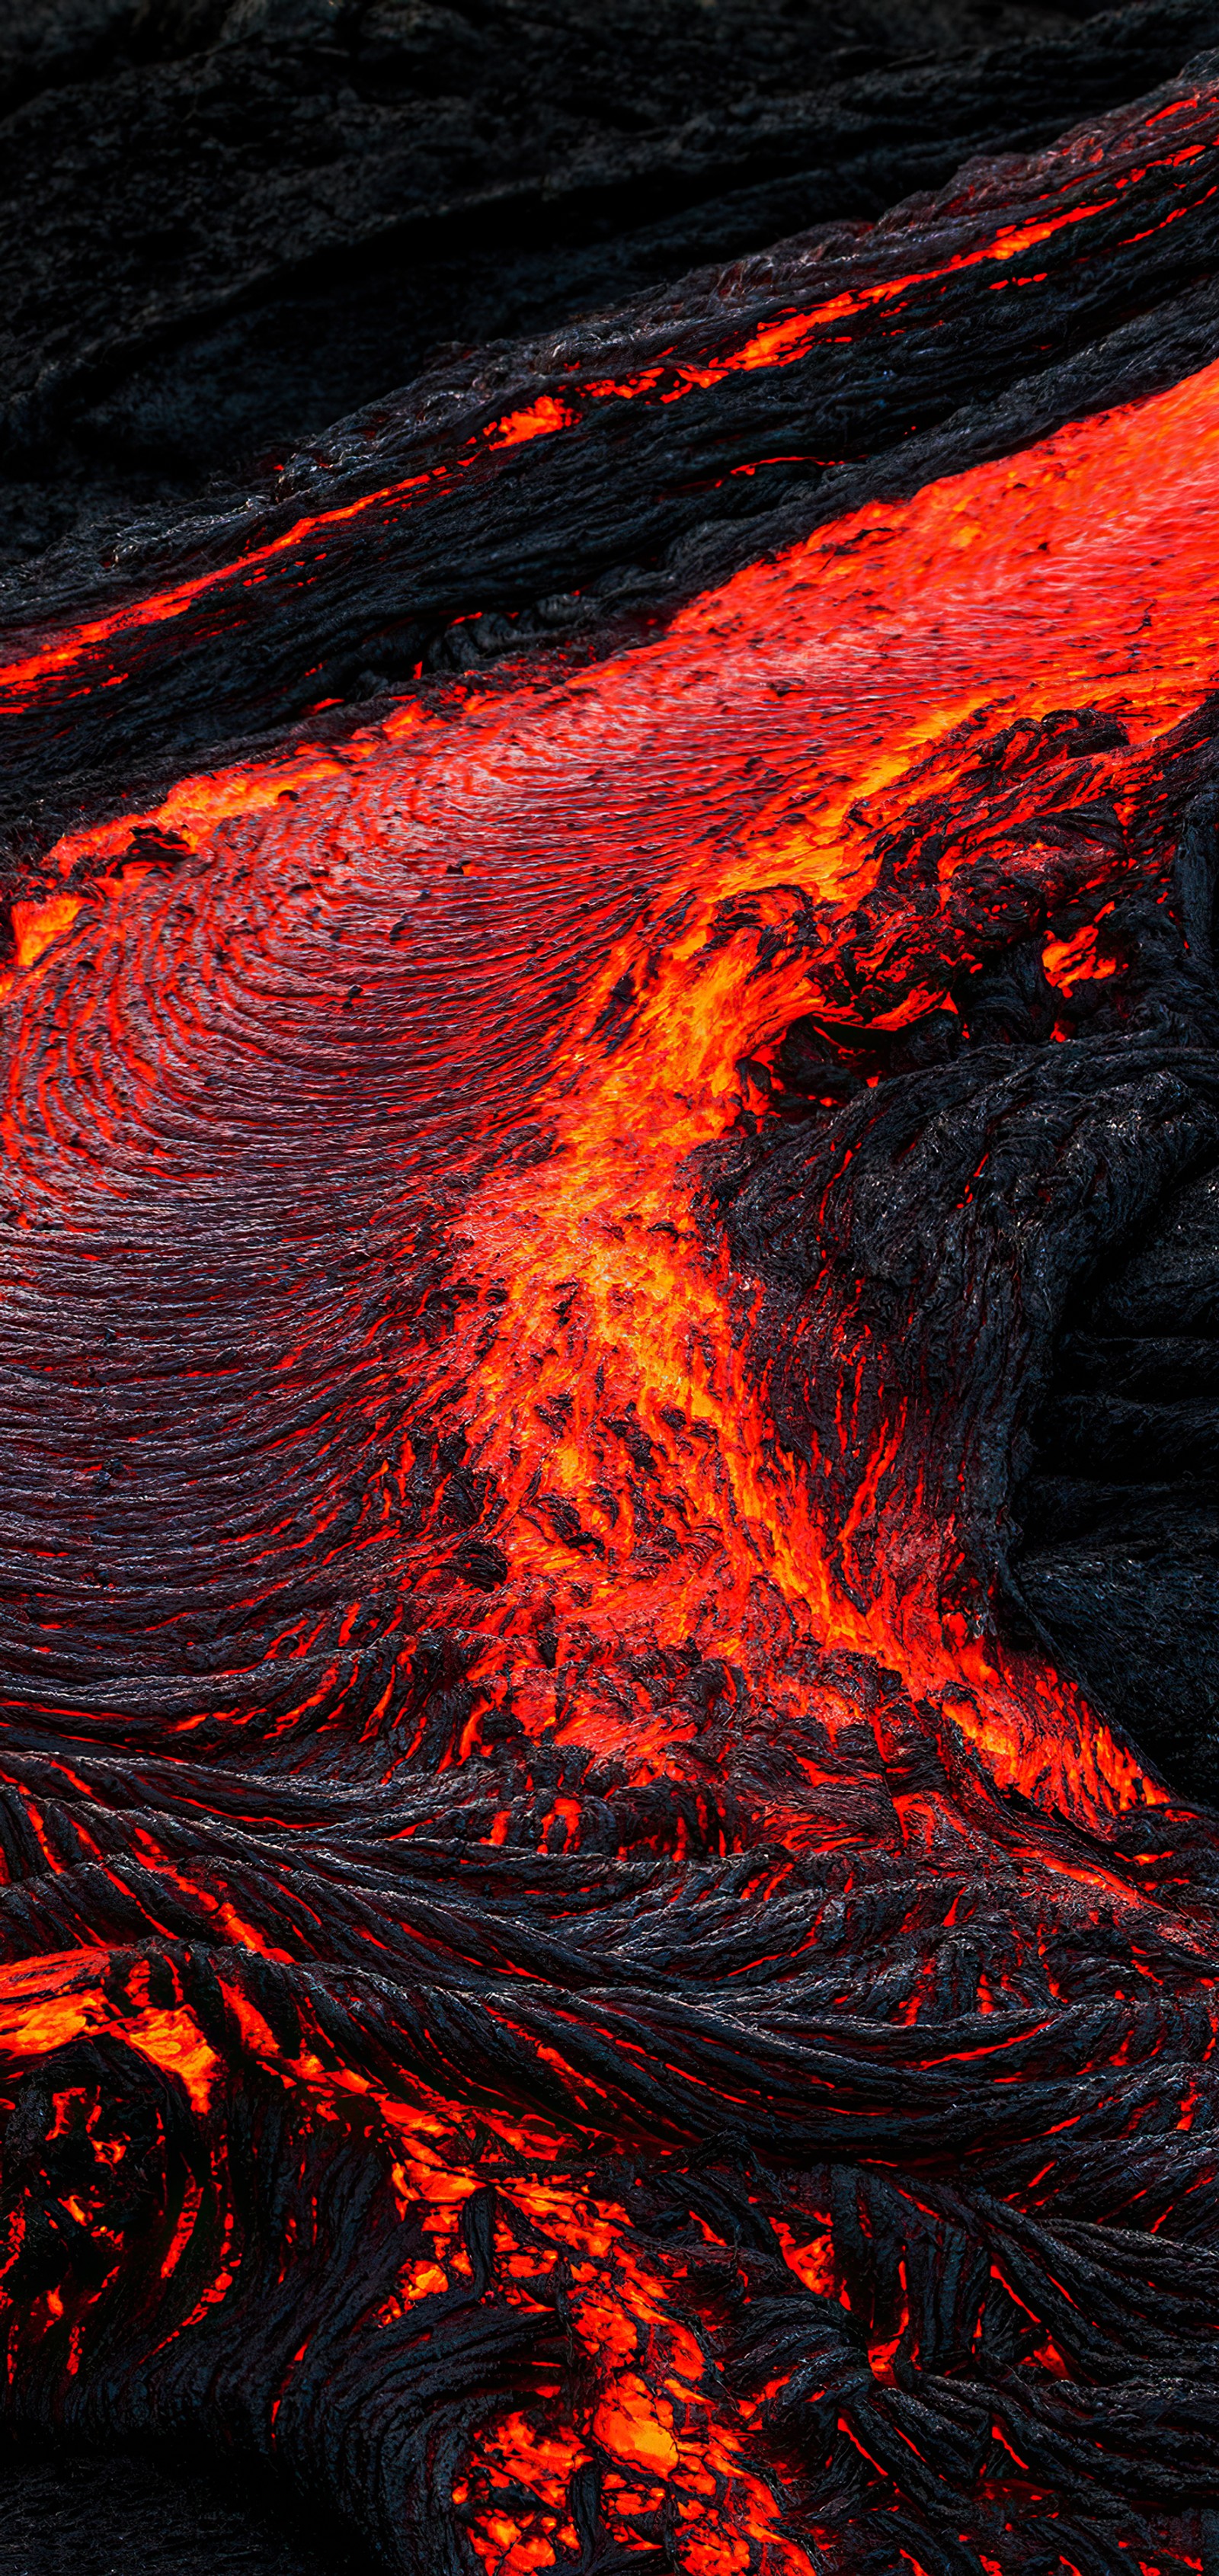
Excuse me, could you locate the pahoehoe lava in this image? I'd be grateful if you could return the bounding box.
[5,7,1219,2574]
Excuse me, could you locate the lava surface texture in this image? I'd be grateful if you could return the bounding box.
[6,8,1219,2575]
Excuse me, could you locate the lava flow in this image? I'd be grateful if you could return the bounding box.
[3,67,1219,2576]
[5,59,1219,844]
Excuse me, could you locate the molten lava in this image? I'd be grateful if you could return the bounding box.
[2,59,1219,2576]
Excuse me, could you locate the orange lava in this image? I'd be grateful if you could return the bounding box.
[5,354,1219,1839]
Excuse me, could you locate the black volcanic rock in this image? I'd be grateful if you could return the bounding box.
[2,0,1215,565]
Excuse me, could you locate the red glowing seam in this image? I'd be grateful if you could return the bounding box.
[269,2339,312,2426]
[581,139,1215,402]
[149,2213,238,2351]
[0,468,431,709]
[158,2177,203,2281]
[0,123,1213,712]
